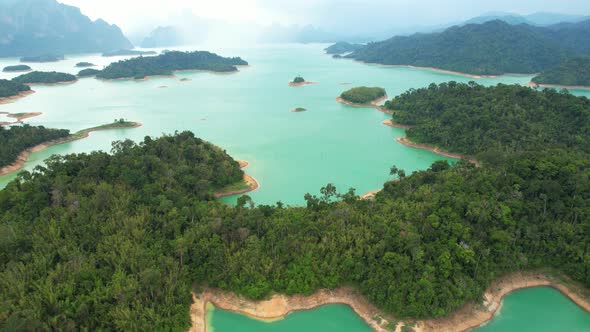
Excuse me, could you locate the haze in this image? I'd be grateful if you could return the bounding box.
[62,0,590,36]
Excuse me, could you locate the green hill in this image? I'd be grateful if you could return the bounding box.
[532,57,590,87]
[348,20,578,75]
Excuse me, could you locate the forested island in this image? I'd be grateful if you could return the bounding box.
[102,49,158,57]
[2,81,590,330]
[339,86,387,104]
[20,55,64,63]
[75,62,95,68]
[0,125,70,168]
[77,68,101,77]
[346,20,590,76]
[289,76,315,86]
[531,57,590,87]
[0,79,31,98]
[325,41,363,54]
[2,65,32,73]
[96,51,248,80]
[12,71,77,85]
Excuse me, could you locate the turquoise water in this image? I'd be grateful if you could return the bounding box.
[208,287,590,332]
[0,43,541,205]
[209,304,373,332]
[1,45,590,330]
[475,287,590,332]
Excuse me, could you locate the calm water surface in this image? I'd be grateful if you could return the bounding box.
[0,44,544,205]
[1,45,590,331]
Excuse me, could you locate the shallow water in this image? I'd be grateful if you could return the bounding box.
[208,287,590,332]
[0,43,547,205]
[208,304,373,332]
[474,287,590,332]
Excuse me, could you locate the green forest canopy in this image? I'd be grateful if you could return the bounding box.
[96,51,248,80]
[0,125,70,167]
[340,86,386,104]
[532,57,590,87]
[384,81,590,156]
[12,71,77,84]
[1,85,590,330]
[0,79,31,98]
[347,20,588,75]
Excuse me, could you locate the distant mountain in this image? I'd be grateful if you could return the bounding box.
[140,26,182,48]
[464,12,588,27]
[0,0,132,57]
[540,19,590,54]
[347,20,578,76]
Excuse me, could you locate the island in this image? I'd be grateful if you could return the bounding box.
[0,112,43,125]
[324,41,363,55]
[77,68,102,77]
[0,79,32,100]
[338,86,387,105]
[531,57,590,89]
[3,65,32,72]
[0,119,142,176]
[2,77,590,332]
[291,107,307,112]
[102,49,158,57]
[289,76,315,87]
[20,54,64,63]
[345,20,590,76]
[12,71,77,85]
[96,50,248,80]
[75,62,96,68]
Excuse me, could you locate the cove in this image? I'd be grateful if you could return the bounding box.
[207,287,590,332]
[0,44,538,205]
[474,286,590,332]
[208,303,373,332]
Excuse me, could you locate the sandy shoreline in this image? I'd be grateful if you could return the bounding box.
[396,136,480,167]
[352,59,535,79]
[0,90,35,106]
[529,81,590,91]
[0,122,142,177]
[214,160,260,198]
[289,81,317,87]
[189,270,590,332]
[422,271,590,331]
[190,287,396,332]
[0,112,43,126]
[382,119,410,130]
[24,80,78,87]
[360,189,381,200]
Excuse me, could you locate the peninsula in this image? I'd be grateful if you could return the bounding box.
[0,120,142,176]
[96,51,248,80]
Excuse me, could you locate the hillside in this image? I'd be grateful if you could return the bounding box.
[532,57,590,87]
[0,0,132,57]
[347,20,577,75]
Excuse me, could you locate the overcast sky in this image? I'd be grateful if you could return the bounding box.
[61,0,590,34]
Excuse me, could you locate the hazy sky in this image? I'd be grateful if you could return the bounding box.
[61,0,590,34]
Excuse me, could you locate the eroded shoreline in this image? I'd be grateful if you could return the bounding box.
[214,160,260,198]
[529,81,590,91]
[0,122,142,177]
[396,136,480,167]
[336,95,391,114]
[0,90,36,106]
[189,271,590,332]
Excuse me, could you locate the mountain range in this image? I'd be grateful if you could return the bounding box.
[0,0,132,57]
